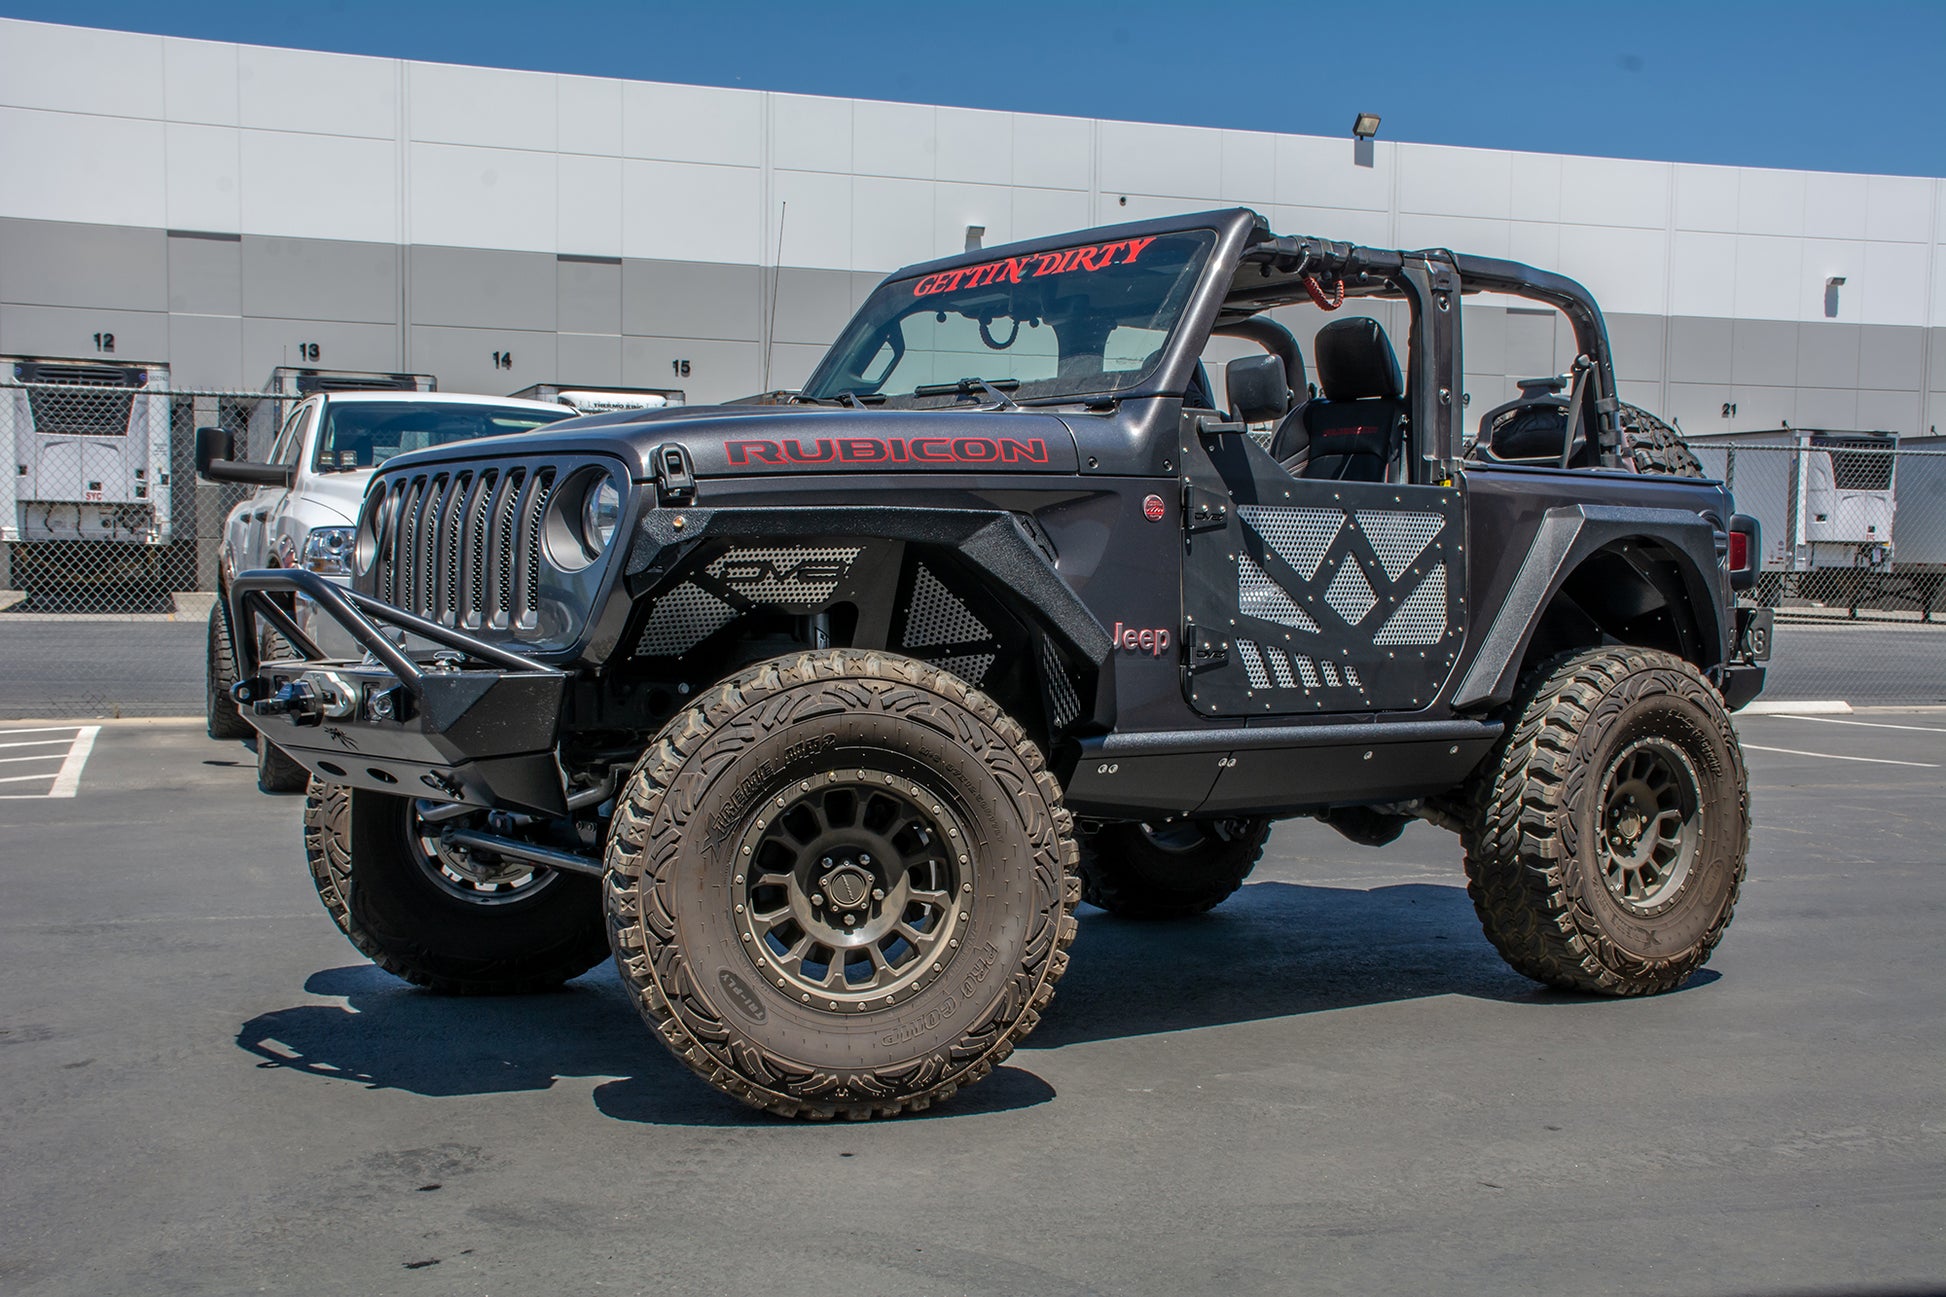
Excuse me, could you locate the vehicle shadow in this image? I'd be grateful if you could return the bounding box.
[235,879,1718,1125]
[236,963,1059,1126]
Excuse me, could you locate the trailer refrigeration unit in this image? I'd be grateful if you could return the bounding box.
[5,356,173,552]
[1690,427,1899,608]
[508,382,684,414]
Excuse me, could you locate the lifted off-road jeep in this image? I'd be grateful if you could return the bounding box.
[228,208,1768,1119]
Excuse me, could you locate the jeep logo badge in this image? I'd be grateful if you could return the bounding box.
[716,967,767,1022]
[1112,622,1171,656]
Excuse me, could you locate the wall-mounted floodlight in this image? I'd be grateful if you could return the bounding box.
[965,224,985,252]
[1351,112,1382,139]
[1824,275,1846,318]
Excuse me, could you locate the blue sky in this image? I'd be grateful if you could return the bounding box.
[7,0,1944,178]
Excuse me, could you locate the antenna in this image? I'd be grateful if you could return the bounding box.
[762,201,787,394]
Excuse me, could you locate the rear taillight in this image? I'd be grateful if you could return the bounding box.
[1727,529,1749,572]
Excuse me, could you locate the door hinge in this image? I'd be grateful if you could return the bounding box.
[1183,484,1229,533]
[1185,621,1228,669]
[653,442,696,505]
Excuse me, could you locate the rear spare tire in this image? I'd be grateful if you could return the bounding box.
[1618,403,1705,477]
[302,782,610,994]
[604,649,1079,1120]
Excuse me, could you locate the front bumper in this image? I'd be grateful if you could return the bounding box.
[228,569,569,815]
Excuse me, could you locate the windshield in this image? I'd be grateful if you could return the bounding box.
[313,402,574,471]
[803,230,1216,405]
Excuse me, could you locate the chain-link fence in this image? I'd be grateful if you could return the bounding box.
[1695,435,1946,703]
[2,384,1941,718]
[1,381,292,718]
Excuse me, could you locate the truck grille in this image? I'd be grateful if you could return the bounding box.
[370,464,558,632]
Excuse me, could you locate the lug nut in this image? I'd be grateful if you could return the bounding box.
[843,913,857,925]
[871,888,885,901]
[859,853,871,865]
[811,893,824,906]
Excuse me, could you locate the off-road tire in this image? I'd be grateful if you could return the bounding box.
[302,782,610,994]
[1078,819,1270,919]
[206,599,252,740]
[256,734,310,793]
[1618,403,1706,477]
[1460,647,1749,995]
[604,649,1080,1120]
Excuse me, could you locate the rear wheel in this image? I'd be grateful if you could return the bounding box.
[206,599,253,740]
[605,649,1079,1120]
[1078,818,1270,919]
[302,782,610,994]
[1460,647,1749,995]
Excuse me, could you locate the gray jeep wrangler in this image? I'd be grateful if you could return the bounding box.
[225,207,1767,1118]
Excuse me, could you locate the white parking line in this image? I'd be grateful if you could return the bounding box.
[0,726,99,798]
[0,725,90,736]
[1741,743,1939,769]
[1763,714,1946,735]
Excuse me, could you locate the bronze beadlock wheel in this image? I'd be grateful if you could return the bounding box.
[736,773,970,1003]
[604,649,1079,1120]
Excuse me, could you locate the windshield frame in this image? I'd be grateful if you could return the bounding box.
[802,221,1230,409]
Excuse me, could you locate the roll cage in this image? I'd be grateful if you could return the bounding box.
[878,207,1629,476]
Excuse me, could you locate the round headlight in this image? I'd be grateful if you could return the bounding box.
[582,478,620,554]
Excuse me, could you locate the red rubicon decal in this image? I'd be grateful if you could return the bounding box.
[725,437,1051,467]
[911,237,1158,297]
[1142,494,1166,521]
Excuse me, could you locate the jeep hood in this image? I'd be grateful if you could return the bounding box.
[370,404,1082,481]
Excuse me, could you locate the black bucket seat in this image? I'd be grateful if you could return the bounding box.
[1269,317,1405,482]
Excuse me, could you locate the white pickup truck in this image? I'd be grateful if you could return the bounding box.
[195,391,576,789]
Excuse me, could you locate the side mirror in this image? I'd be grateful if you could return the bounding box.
[195,426,296,488]
[195,426,234,479]
[1226,354,1292,425]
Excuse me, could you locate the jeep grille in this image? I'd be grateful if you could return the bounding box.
[370,463,558,632]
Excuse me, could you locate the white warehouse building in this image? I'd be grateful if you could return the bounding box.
[1,15,1943,435]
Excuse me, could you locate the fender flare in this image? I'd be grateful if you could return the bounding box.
[1451,504,1727,710]
[622,503,1116,725]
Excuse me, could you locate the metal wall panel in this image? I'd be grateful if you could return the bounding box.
[240,236,399,325]
[0,218,168,311]
[409,245,558,331]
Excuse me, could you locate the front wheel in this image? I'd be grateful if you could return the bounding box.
[1460,647,1749,995]
[303,783,610,994]
[1077,819,1270,919]
[604,650,1079,1120]
[206,600,253,740]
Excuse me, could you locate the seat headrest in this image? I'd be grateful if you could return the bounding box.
[1314,317,1404,403]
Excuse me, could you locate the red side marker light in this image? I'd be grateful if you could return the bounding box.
[1727,530,1749,571]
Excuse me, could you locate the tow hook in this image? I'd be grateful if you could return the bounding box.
[244,678,324,726]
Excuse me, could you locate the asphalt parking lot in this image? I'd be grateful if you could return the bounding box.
[3,713,1942,1296]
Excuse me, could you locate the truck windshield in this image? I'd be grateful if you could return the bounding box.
[802,229,1215,406]
[315,403,574,471]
